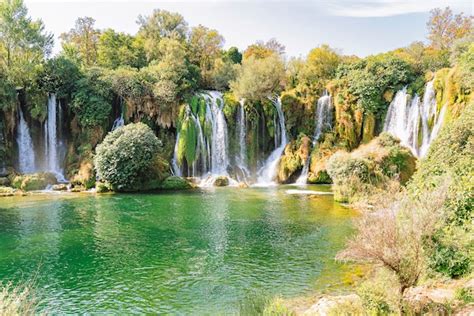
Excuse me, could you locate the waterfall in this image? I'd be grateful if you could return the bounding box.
[256,96,287,186]
[205,91,229,176]
[111,100,125,131]
[236,99,248,179]
[16,107,36,173]
[383,81,446,158]
[171,132,182,177]
[45,94,66,181]
[296,92,333,185]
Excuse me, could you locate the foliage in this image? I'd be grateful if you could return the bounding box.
[97,29,146,69]
[209,57,239,91]
[37,56,82,100]
[337,183,447,293]
[409,100,473,278]
[296,44,341,93]
[0,0,52,108]
[243,38,285,60]
[336,54,414,116]
[326,133,416,203]
[224,46,242,64]
[427,7,472,50]
[230,53,285,101]
[137,9,188,61]
[188,25,224,87]
[71,67,112,128]
[94,123,162,191]
[60,17,99,67]
[356,268,401,314]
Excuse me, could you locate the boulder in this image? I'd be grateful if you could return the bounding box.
[52,184,68,191]
[0,177,9,186]
[213,176,229,187]
[159,176,193,190]
[0,186,16,197]
[11,173,57,191]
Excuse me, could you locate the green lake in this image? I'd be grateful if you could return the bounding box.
[0,185,357,314]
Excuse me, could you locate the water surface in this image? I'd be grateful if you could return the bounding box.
[0,186,356,314]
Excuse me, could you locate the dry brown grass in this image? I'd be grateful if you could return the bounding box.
[0,282,42,316]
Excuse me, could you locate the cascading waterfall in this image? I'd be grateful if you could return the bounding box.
[296,92,333,184]
[171,91,231,184]
[206,91,229,176]
[112,99,125,131]
[256,96,287,186]
[45,94,66,181]
[236,99,248,180]
[16,107,36,173]
[383,81,446,158]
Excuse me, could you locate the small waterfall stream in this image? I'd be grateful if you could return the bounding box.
[256,97,287,186]
[296,93,333,185]
[206,91,229,176]
[45,94,66,181]
[16,107,36,173]
[236,99,248,180]
[383,81,446,158]
[111,99,125,131]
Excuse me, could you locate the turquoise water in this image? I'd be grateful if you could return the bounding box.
[0,186,356,314]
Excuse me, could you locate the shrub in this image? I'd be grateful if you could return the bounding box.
[94,123,162,191]
[337,183,447,293]
[326,133,416,203]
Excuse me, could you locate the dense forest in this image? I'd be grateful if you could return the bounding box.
[0,0,472,314]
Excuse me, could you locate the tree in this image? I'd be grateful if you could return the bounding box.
[137,9,188,61]
[230,53,285,100]
[243,38,285,60]
[97,29,146,69]
[225,46,242,64]
[297,44,340,92]
[60,17,99,67]
[427,7,472,50]
[0,0,53,87]
[189,25,224,87]
[94,122,162,191]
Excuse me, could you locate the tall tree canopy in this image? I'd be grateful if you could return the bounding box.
[60,17,99,67]
[137,9,188,61]
[0,0,53,87]
[427,7,472,50]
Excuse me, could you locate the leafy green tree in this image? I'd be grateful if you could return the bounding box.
[137,9,188,61]
[37,56,82,100]
[188,25,224,87]
[297,44,341,92]
[97,29,146,69]
[427,7,472,50]
[60,17,99,67]
[0,0,53,87]
[243,38,285,60]
[230,53,285,100]
[94,122,162,191]
[209,57,238,91]
[71,67,112,128]
[225,46,242,64]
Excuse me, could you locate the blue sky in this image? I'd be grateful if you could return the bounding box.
[24,0,473,58]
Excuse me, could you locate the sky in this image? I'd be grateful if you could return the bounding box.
[24,0,473,58]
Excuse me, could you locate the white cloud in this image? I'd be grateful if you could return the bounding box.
[325,0,472,17]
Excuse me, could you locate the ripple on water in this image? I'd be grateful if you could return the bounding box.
[0,186,357,314]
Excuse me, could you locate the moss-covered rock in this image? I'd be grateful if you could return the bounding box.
[213,176,229,187]
[159,176,193,190]
[276,136,310,183]
[52,184,68,191]
[0,186,16,197]
[0,177,9,186]
[11,173,58,191]
[70,161,95,189]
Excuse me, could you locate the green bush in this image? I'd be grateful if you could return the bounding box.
[326,133,416,203]
[409,101,473,278]
[94,123,162,191]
